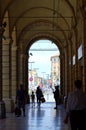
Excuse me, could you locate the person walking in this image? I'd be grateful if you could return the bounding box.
[16,84,26,117]
[64,79,86,130]
[53,85,59,109]
[31,91,35,107]
[36,86,43,106]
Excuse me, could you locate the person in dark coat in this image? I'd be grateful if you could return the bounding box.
[53,85,59,109]
[16,84,26,116]
[36,86,43,106]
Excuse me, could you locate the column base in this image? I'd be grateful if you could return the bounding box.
[3,98,15,113]
[0,100,6,119]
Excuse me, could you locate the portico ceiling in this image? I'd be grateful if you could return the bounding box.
[1,0,81,51]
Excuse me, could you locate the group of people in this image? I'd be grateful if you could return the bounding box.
[15,80,86,130]
[31,86,45,107]
[30,85,60,108]
[30,80,86,130]
[15,85,45,117]
[15,84,60,117]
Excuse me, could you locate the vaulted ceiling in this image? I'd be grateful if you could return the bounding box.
[1,0,83,53]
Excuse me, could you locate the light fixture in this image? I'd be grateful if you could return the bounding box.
[29,52,33,56]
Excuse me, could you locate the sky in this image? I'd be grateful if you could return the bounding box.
[29,40,60,78]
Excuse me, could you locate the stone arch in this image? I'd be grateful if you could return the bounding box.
[17,35,65,98]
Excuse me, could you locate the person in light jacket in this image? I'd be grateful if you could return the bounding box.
[64,80,86,130]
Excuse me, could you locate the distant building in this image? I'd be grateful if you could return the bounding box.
[28,69,42,91]
[50,54,60,86]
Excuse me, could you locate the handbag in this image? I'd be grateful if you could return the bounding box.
[41,97,46,103]
[14,102,21,116]
[15,106,21,116]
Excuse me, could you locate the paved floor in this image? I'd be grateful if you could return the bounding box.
[0,102,70,130]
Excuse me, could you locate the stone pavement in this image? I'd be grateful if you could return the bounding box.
[0,102,70,130]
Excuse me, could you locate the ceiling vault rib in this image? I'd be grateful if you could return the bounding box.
[3,0,76,49]
[5,16,74,18]
[16,30,70,32]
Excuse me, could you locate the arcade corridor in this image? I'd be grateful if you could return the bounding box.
[0,0,86,125]
[0,103,70,130]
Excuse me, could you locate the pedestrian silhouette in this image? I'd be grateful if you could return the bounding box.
[15,84,26,117]
[36,86,43,106]
[64,80,86,130]
[31,91,35,107]
[53,85,59,109]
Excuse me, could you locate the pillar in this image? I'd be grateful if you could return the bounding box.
[2,38,13,112]
[24,53,30,103]
[80,2,86,92]
[0,24,6,119]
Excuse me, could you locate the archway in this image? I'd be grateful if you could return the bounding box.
[27,39,60,103]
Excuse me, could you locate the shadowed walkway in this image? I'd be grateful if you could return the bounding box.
[0,102,70,130]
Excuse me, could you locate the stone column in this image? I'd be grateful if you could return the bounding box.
[19,53,24,84]
[0,25,6,119]
[64,48,68,96]
[66,43,71,93]
[2,38,13,113]
[24,53,30,103]
[68,42,72,92]
[83,18,86,91]
[80,3,86,91]
[11,45,17,100]
[60,55,65,96]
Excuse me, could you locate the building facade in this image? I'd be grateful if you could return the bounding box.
[50,54,60,86]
